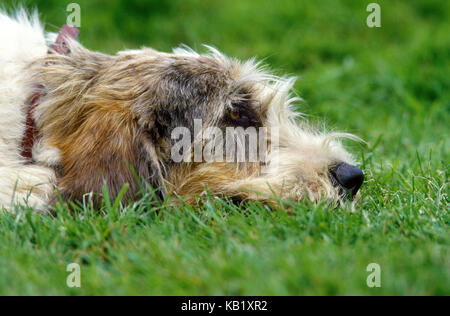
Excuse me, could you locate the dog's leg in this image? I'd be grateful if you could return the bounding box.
[0,164,56,213]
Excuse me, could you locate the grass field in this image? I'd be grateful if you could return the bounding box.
[0,0,448,295]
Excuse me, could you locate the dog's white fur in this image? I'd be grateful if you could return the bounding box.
[0,11,55,211]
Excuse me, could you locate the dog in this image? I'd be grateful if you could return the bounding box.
[0,10,364,212]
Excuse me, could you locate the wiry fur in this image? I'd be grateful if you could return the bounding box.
[0,10,360,212]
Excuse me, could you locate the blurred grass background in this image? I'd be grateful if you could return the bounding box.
[0,0,448,295]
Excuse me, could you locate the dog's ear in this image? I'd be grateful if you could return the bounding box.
[55,106,167,206]
[32,46,171,206]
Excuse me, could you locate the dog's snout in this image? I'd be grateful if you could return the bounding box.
[330,163,364,196]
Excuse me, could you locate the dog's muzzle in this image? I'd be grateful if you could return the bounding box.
[330,163,364,198]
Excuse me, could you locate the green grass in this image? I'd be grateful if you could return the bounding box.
[1,0,449,295]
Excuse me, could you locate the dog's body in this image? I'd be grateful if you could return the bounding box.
[0,11,56,211]
[0,10,363,212]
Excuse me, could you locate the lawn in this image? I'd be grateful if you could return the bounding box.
[0,0,448,295]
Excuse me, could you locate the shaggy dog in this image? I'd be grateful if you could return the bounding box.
[0,10,364,212]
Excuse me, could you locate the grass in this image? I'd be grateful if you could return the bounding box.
[0,0,448,295]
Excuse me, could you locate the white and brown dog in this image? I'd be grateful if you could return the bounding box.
[0,10,364,212]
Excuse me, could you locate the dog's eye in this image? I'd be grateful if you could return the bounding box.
[226,106,260,128]
[230,109,251,126]
[230,109,240,120]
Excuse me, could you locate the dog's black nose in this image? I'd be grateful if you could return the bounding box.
[330,163,364,196]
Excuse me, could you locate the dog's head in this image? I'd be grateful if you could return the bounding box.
[32,43,363,206]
